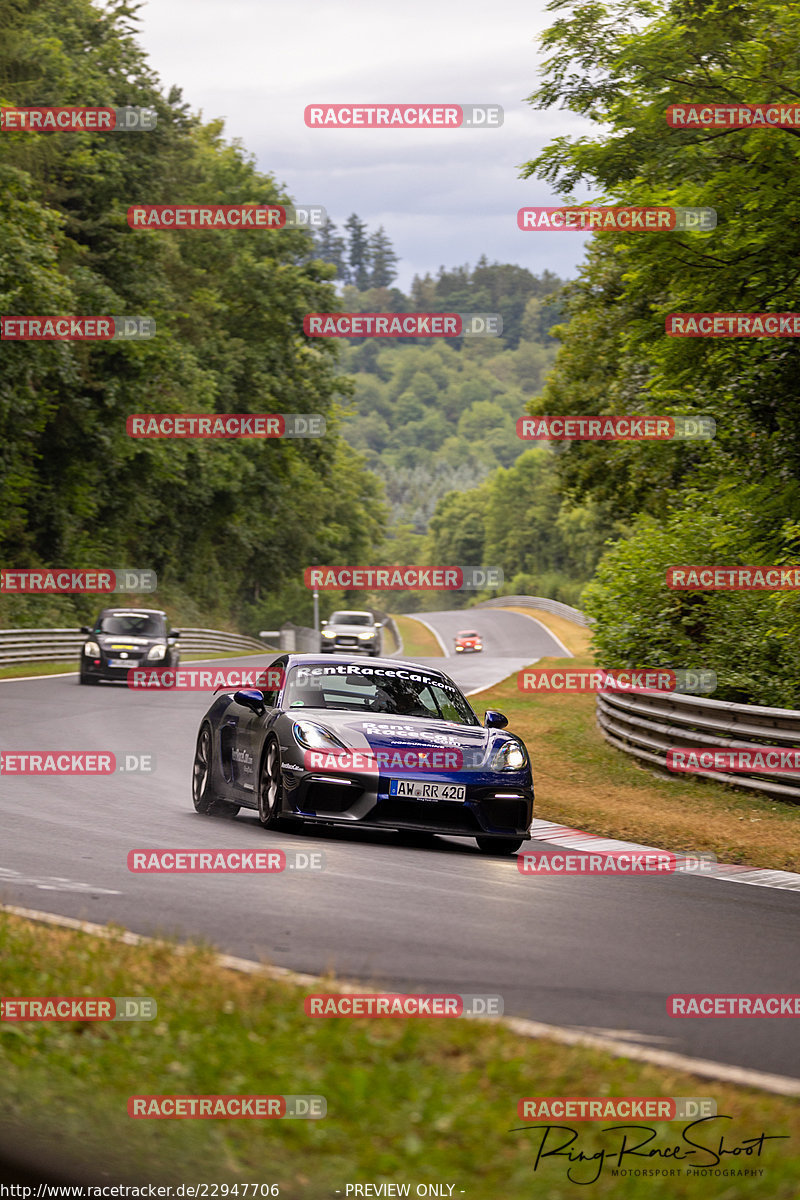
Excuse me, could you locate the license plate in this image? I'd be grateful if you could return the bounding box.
[107,659,129,668]
[389,779,465,802]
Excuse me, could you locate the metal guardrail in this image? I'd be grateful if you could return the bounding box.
[596,689,800,802]
[0,626,275,667]
[474,594,592,627]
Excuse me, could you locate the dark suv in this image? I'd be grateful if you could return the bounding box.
[320,610,381,656]
[79,608,180,684]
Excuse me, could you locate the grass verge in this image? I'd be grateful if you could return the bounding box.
[392,614,444,657]
[0,910,798,1197]
[486,609,800,870]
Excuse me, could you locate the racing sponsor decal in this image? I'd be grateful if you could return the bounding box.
[127,667,285,690]
[667,103,800,129]
[126,413,325,437]
[666,313,800,336]
[0,752,156,775]
[667,565,800,589]
[305,993,502,1017]
[517,1097,717,1121]
[667,748,800,774]
[304,313,502,337]
[517,415,716,441]
[303,747,464,773]
[518,207,715,231]
[517,851,717,875]
[517,668,717,694]
[1,317,155,340]
[128,1095,326,1118]
[0,568,156,592]
[304,103,502,128]
[292,663,460,693]
[127,849,324,872]
[1,997,156,1021]
[0,106,157,131]
[305,566,503,589]
[127,205,325,229]
[668,995,800,1017]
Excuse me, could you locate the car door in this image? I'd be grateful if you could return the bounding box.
[228,658,287,800]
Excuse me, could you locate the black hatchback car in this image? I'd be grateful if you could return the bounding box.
[79,608,180,684]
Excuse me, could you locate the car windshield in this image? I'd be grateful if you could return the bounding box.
[283,664,479,725]
[96,613,165,637]
[458,631,479,638]
[328,612,373,626]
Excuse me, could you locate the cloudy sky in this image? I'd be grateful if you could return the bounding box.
[135,0,596,289]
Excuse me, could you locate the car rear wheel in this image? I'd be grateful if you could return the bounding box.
[475,836,523,856]
[258,738,284,830]
[192,724,240,817]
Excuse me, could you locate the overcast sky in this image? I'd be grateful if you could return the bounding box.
[135,0,596,290]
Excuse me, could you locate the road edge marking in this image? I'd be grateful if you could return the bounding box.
[1,901,798,1096]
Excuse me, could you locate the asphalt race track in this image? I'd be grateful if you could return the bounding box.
[1,607,798,1082]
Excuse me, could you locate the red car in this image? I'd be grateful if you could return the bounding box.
[454,629,483,653]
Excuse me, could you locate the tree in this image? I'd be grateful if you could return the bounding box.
[367,226,399,287]
[343,213,371,289]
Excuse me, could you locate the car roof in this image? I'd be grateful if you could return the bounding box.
[329,610,374,617]
[97,607,167,617]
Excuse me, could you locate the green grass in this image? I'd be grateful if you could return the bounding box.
[0,912,798,1196]
[392,614,443,658]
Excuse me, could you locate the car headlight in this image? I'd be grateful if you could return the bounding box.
[292,720,347,752]
[357,631,374,640]
[84,641,100,656]
[322,630,336,638]
[492,740,527,771]
[147,644,167,661]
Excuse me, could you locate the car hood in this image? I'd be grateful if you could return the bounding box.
[326,624,376,634]
[294,709,509,763]
[94,634,163,647]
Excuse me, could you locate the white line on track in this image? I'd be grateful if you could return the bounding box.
[2,901,798,1096]
[407,616,450,656]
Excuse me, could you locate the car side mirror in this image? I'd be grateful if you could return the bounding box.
[170,630,180,638]
[484,709,508,729]
[80,626,90,635]
[321,619,328,626]
[233,689,265,713]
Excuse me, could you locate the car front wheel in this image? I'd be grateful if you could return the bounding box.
[475,836,523,856]
[258,738,285,830]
